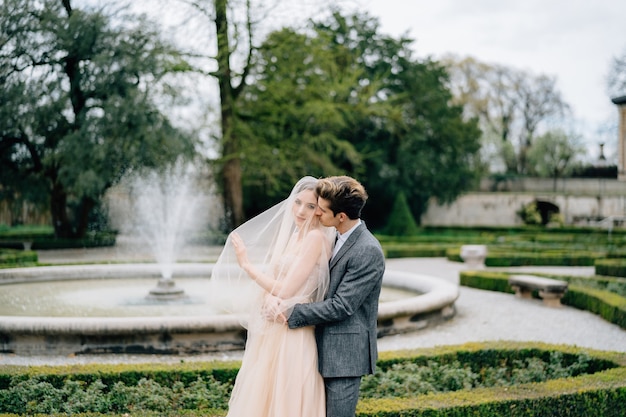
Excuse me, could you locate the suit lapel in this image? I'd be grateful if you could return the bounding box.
[329,223,365,269]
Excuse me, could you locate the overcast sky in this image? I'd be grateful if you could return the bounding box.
[358,0,626,158]
[126,0,626,160]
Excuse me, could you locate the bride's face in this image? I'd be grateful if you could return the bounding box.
[292,189,318,228]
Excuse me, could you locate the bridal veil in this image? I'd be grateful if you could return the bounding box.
[209,176,334,331]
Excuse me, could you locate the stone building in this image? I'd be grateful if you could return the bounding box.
[420,96,626,228]
[611,95,626,181]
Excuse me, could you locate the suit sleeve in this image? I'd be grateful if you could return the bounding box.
[287,237,384,328]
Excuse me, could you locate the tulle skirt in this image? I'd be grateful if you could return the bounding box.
[226,321,325,417]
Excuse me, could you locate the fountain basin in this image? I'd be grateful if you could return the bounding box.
[0,264,458,355]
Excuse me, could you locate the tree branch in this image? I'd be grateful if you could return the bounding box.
[232,0,254,99]
[62,0,72,16]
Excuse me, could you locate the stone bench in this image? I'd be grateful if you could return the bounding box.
[508,274,568,307]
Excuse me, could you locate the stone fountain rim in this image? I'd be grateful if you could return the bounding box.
[0,263,459,335]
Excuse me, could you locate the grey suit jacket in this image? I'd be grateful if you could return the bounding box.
[288,222,385,378]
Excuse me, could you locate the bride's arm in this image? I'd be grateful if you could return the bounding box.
[231,230,324,298]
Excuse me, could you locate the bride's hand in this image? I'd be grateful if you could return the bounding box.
[230,232,250,268]
[263,294,287,324]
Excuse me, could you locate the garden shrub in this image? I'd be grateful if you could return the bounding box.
[357,342,626,417]
[383,192,419,237]
[383,243,450,258]
[376,226,626,266]
[562,285,626,329]
[29,231,117,249]
[0,249,37,266]
[0,228,116,250]
[561,274,626,298]
[2,342,623,417]
[450,248,599,267]
[458,271,513,293]
[517,202,542,225]
[595,258,626,278]
[0,374,231,415]
[360,351,595,398]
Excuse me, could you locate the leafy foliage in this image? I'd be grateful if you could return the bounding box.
[360,351,593,398]
[0,375,230,414]
[517,202,542,225]
[527,129,584,188]
[236,9,482,226]
[0,349,607,415]
[0,0,196,238]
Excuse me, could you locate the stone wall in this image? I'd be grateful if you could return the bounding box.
[422,192,626,227]
[3,177,625,229]
[0,200,50,226]
[479,177,625,195]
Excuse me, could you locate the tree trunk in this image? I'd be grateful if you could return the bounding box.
[50,181,73,238]
[48,0,87,239]
[75,196,95,238]
[215,0,244,229]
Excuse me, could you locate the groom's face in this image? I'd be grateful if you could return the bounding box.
[316,197,340,228]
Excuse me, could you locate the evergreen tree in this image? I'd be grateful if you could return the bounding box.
[384,192,419,236]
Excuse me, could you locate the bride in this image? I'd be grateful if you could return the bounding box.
[211,176,334,417]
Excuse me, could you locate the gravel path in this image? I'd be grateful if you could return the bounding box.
[380,258,626,353]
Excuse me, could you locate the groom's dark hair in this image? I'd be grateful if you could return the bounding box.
[316,176,368,220]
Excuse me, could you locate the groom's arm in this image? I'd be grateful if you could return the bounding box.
[287,241,384,329]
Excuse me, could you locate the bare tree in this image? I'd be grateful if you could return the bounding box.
[444,54,569,175]
[607,46,626,98]
[517,74,568,173]
[137,0,333,229]
[527,129,584,191]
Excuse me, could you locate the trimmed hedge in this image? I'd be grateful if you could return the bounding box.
[383,244,451,258]
[458,270,514,293]
[448,247,600,266]
[0,249,37,266]
[357,342,626,417]
[421,225,626,238]
[564,285,626,330]
[0,361,241,392]
[1,342,625,417]
[596,258,626,278]
[0,229,116,250]
[376,226,626,268]
[558,274,626,297]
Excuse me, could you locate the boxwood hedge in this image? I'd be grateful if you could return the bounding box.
[1,342,624,417]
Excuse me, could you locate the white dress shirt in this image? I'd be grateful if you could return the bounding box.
[331,219,361,260]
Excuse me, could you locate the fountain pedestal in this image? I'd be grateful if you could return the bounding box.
[147,278,187,300]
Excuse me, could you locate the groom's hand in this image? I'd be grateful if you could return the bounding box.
[262,294,287,324]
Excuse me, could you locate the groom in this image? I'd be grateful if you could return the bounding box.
[287,175,385,417]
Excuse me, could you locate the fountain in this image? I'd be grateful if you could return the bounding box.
[0,264,459,355]
[115,162,210,300]
[0,164,460,356]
